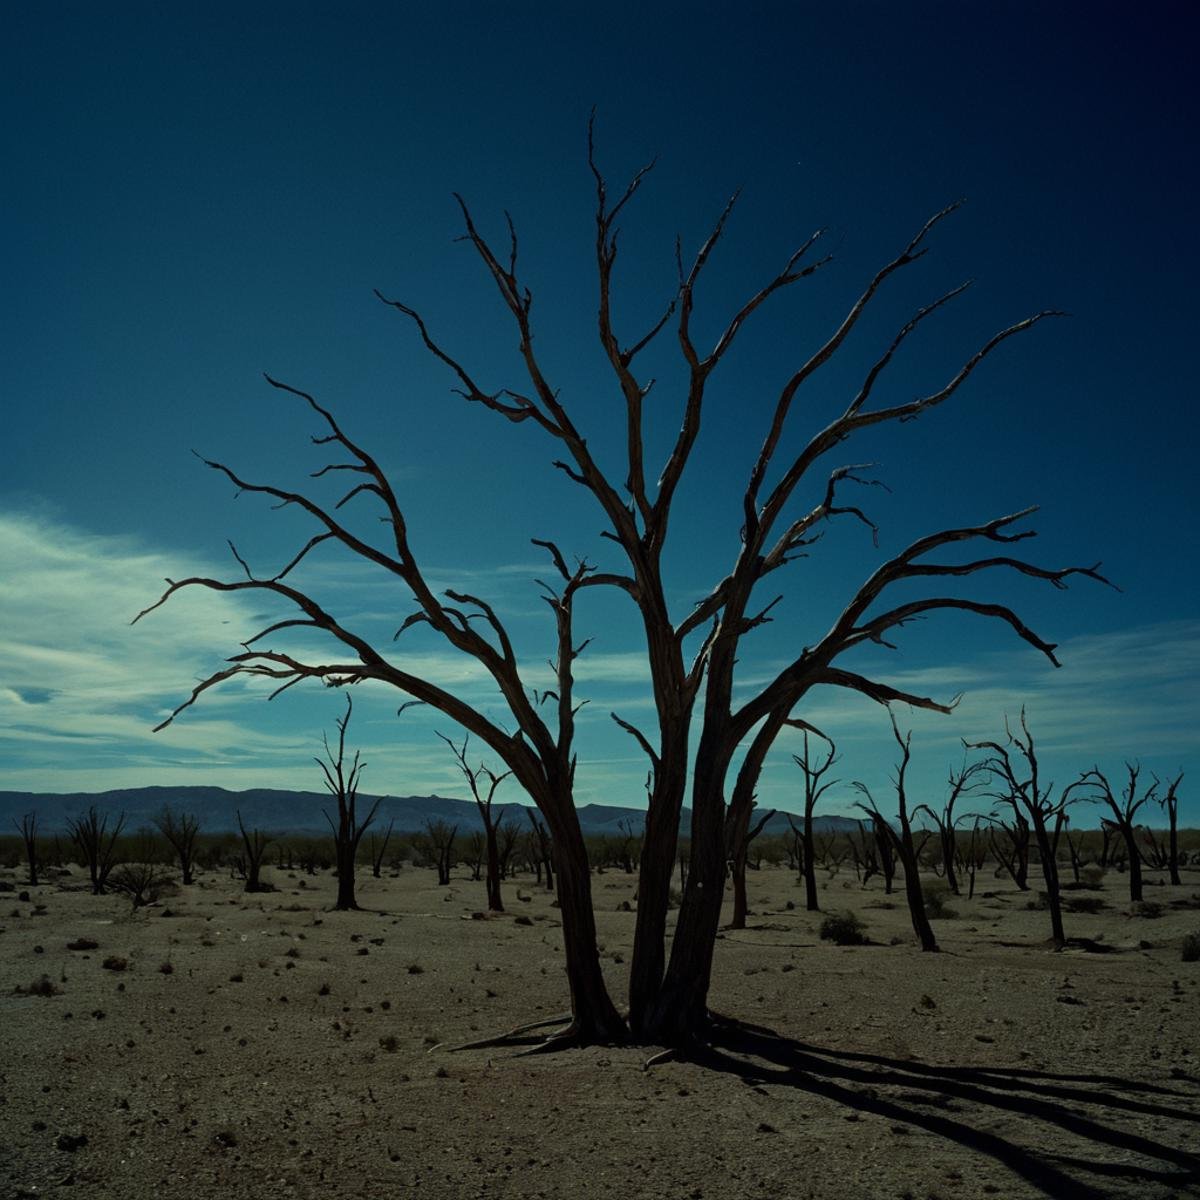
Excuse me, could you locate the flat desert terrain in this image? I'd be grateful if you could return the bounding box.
[3,860,1199,1200]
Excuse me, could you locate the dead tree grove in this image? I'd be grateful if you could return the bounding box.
[136,124,1107,1051]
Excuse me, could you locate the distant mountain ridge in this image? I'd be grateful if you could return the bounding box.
[0,786,859,837]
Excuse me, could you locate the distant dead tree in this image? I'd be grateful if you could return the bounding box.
[847,819,880,887]
[968,711,1080,948]
[526,809,554,891]
[235,810,274,893]
[1075,762,1157,903]
[963,816,988,899]
[987,810,1032,891]
[108,831,172,909]
[616,818,641,875]
[366,816,396,879]
[1063,822,1090,885]
[153,804,201,885]
[1158,772,1184,887]
[725,802,775,930]
[914,756,987,896]
[316,696,380,911]
[853,714,938,952]
[15,812,39,887]
[67,806,127,895]
[422,819,458,887]
[464,832,485,882]
[440,732,510,911]
[790,727,839,911]
[497,818,521,881]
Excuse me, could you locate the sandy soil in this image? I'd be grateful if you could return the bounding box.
[2,859,1198,1200]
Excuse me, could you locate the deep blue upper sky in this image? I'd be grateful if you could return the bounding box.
[3,1,1197,823]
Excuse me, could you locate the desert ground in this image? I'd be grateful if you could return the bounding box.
[2,857,1198,1200]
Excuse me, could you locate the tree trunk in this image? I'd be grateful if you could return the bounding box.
[900,847,938,952]
[1123,828,1144,902]
[627,752,687,1038]
[1032,818,1065,946]
[334,839,358,910]
[1168,816,1181,887]
[729,840,749,930]
[803,809,819,911]
[551,818,626,1042]
[484,824,503,912]
[941,828,959,895]
[643,744,730,1044]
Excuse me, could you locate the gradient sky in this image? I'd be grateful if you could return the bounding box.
[3,2,1197,825]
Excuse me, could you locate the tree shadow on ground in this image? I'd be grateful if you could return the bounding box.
[686,1021,1200,1200]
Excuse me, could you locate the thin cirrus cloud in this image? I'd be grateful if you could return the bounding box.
[2,507,1195,815]
[0,508,651,794]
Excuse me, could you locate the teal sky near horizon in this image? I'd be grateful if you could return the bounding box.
[3,2,1197,824]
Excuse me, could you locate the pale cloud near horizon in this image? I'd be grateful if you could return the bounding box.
[2,508,1196,819]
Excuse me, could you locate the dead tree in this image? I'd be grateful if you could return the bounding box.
[1075,762,1157,903]
[138,123,1107,1050]
[464,832,486,881]
[526,809,554,891]
[1063,823,1090,885]
[67,806,127,895]
[421,819,458,887]
[14,812,39,887]
[236,811,273,893]
[988,812,1032,890]
[968,712,1080,947]
[1158,772,1184,886]
[914,757,987,896]
[317,696,380,910]
[108,833,171,910]
[790,728,838,911]
[853,715,938,952]
[725,803,775,930]
[153,804,201,885]
[847,819,880,887]
[439,732,510,910]
[964,816,988,899]
[497,818,521,881]
[367,817,396,878]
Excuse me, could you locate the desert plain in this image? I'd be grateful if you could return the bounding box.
[2,858,1198,1200]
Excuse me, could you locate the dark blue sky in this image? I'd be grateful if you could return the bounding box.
[3,2,1197,821]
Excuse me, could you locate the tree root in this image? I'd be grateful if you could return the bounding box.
[429,1012,573,1053]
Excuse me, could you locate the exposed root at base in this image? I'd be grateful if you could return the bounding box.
[429,1012,573,1053]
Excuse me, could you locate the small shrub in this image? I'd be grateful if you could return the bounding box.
[15,974,61,997]
[407,963,424,975]
[378,1034,399,1053]
[1081,865,1105,888]
[1063,895,1107,915]
[66,938,99,952]
[101,956,129,972]
[819,911,867,946]
[922,886,957,920]
[1133,900,1165,920]
[1181,933,1200,963]
[158,961,174,975]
